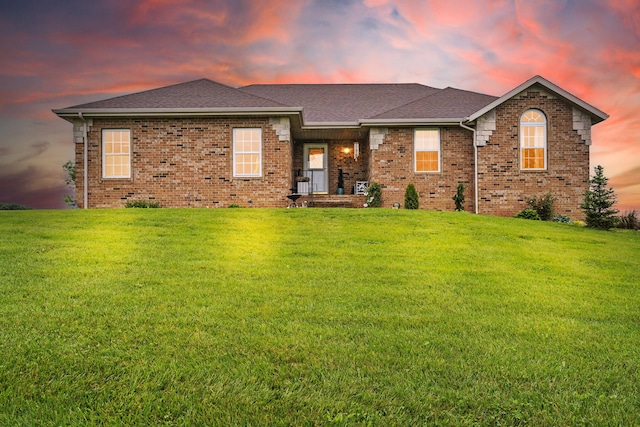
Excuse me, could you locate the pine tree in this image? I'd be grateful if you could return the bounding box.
[404,183,419,209]
[581,165,618,230]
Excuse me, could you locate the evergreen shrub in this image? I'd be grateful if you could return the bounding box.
[404,184,419,209]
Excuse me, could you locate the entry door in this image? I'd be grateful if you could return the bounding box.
[304,143,328,194]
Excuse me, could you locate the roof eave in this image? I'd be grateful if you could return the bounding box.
[466,75,609,124]
[302,121,362,128]
[360,118,463,126]
[52,106,303,119]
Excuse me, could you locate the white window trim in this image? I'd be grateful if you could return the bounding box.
[520,109,547,171]
[414,128,441,173]
[102,129,131,179]
[233,128,263,178]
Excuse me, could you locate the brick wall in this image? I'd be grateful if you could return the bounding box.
[77,116,292,208]
[478,88,590,218]
[74,94,591,216]
[368,127,476,211]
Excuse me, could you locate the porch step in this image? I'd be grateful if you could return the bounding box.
[299,194,366,208]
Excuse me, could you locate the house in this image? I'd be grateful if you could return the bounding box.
[53,75,608,217]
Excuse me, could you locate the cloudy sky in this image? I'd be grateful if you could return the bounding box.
[1,0,638,210]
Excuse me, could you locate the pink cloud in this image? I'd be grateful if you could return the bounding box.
[0,0,639,210]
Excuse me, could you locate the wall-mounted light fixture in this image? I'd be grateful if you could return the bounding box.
[342,146,351,154]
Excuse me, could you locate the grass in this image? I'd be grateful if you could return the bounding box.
[0,208,638,426]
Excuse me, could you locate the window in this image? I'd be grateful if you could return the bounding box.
[233,128,262,177]
[414,129,440,172]
[102,130,131,178]
[520,110,546,170]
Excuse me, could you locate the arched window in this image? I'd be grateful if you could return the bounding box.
[520,109,546,170]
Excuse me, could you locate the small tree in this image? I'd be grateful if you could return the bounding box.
[581,165,618,230]
[452,183,465,211]
[404,183,419,209]
[62,160,77,208]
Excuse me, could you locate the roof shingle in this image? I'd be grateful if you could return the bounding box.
[239,83,441,123]
[371,87,498,120]
[67,79,287,109]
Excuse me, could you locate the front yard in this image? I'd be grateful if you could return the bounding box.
[1,209,638,425]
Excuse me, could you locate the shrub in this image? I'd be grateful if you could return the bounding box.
[527,192,556,221]
[452,183,465,211]
[553,214,573,224]
[0,203,32,210]
[404,184,419,209]
[514,209,540,220]
[581,165,618,230]
[125,200,159,208]
[62,160,77,208]
[363,183,382,207]
[616,210,639,230]
[573,220,585,227]
[228,204,242,208]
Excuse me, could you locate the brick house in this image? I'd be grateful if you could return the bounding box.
[53,75,607,217]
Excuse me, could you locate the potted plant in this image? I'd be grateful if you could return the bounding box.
[296,175,310,195]
[337,168,344,195]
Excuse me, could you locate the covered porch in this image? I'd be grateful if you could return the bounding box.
[289,128,370,206]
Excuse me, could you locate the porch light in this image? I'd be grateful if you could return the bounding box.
[342,146,351,154]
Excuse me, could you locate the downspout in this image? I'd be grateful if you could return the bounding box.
[78,112,88,209]
[459,121,479,214]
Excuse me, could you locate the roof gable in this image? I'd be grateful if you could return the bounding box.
[467,75,609,124]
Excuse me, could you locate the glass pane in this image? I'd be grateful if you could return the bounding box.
[415,130,439,150]
[522,110,544,123]
[308,148,324,169]
[522,148,545,169]
[250,154,260,174]
[416,151,438,172]
[248,129,260,141]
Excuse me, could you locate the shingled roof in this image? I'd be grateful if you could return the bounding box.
[55,78,495,125]
[66,79,287,109]
[369,87,498,121]
[53,75,608,126]
[238,83,441,123]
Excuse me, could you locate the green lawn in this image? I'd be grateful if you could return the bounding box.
[1,208,638,426]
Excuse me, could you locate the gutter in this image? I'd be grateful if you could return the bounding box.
[53,106,303,118]
[78,112,88,209]
[459,121,479,215]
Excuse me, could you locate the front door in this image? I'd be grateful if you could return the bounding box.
[304,143,328,194]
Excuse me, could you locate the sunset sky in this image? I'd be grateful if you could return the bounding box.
[1,0,638,211]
